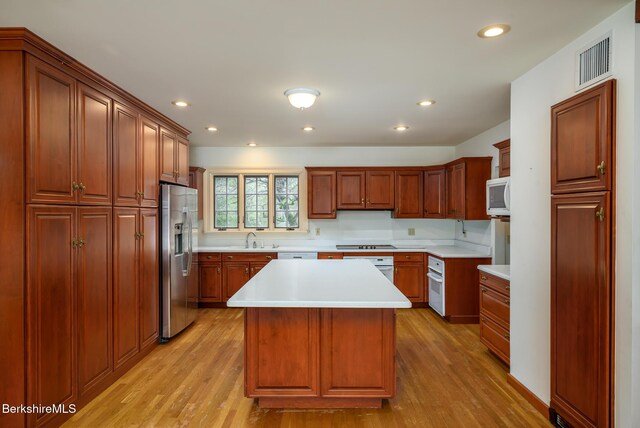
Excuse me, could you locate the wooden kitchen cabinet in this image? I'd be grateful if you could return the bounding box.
[318,252,343,259]
[423,168,446,218]
[394,170,423,218]
[551,80,615,194]
[139,209,159,349]
[445,158,491,220]
[159,129,189,185]
[189,166,206,220]
[393,263,424,303]
[366,170,395,209]
[223,262,251,301]
[200,262,223,302]
[139,116,160,207]
[77,207,113,398]
[493,139,511,178]
[77,83,112,205]
[440,257,492,323]
[479,270,510,365]
[337,171,366,209]
[307,169,337,219]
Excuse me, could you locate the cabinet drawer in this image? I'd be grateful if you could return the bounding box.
[479,315,510,365]
[222,253,277,262]
[199,252,221,262]
[394,253,424,263]
[479,287,510,328]
[479,271,510,297]
[318,252,343,259]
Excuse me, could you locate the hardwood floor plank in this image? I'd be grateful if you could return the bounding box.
[64,309,549,427]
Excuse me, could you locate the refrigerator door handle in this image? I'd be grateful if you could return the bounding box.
[185,208,194,277]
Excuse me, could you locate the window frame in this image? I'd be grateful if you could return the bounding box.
[213,175,240,229]
[204,169,308,234]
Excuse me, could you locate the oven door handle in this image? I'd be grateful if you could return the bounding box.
[427,273,443,282]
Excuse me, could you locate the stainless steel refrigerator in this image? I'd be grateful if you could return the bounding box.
[161,184,198,340]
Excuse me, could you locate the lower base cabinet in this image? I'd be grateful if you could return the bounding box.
[478,270,510,365]
[245,307,395,408]
[393,253,425,303]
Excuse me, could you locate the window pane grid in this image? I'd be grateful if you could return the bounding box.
[214,176,239,228]
[274,176,299,228]
[244,176,269,229]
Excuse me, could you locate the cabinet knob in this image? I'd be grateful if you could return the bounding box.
[405,255,410,259]
[596,160,606,176]
[361,198,364,204]
[505,285,510,291]
[227,255,233,259]
[78,183,86,193]
[328,256,333,259]
[217,267,221,273]
[266,256,272,260]
[481,288,487,293]
[78,239,86,248]
[72,182,80,192]
[206,255,213,259]
[504,333,510,340]
[504,298,510,305]
[245,268,249,274]
[481,275,487,281]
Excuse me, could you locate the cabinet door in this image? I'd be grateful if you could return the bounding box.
[27,206,77,426]
[26,56,77,204]
[366,170,395,209]
[394,171,423,218]
[551,193,611,428]
[445,166,456,218]
[337,171,365,209]
[307,170,336,219]
[113,103,140,207]
[113,208,140,368]
[199,263,222,301]
[139,208,159,349]
[446,164,465,219]
[250,262,268,277]
[77,207,112,397]
[551,80,615,194]
[77,83,112,205]
[140,116,159,207]
[499,146,511,178]
[424,169,445,218]
[160,128,177,183]
[223,262,251,301]
[393,264,424,302]
[177,137,190,186]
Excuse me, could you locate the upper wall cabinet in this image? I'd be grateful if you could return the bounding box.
[423,168,446,218]
[336,170,395,210]
[551,80,615,194]
[445,158,491,220]
[493,139,511,178]
[160,129,189,185]
[27,56,113,205]
[394,170,423,218]
[307,169,336,219]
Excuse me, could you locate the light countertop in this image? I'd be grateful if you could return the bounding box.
[196,244,491,259]
[477,265,510,281]
[226,260,412,309]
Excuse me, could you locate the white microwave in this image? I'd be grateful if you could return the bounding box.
[486,177,510,216]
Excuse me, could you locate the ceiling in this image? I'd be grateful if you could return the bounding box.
[0,0,629,147]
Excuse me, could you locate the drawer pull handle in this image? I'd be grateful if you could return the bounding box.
[227,256,233,259]
[504,299,510,305]
[245,268,249,274]
[217,267,220,273]
[481,288,487,293]
[207,255,213,259]
[504,333,510,340]
[266,256,272,260]
[505,285,510,291]
[481,275,487,281]
[328,256,333,259]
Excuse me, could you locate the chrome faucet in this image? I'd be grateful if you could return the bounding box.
[245,232,257,249]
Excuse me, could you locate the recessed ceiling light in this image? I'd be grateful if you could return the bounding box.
[302,126,315,132]
[477,24,511,39]
[172,100,190,107]
[394,125,409,132]
[417,100,435,107]
[248,142,257,147]
[206,126,218,132]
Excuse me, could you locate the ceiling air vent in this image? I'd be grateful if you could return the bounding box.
[575,31,612,92]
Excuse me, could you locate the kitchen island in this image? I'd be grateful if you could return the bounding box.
[227,259,411,409]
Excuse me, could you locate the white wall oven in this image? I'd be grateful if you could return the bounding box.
[427,256,445,316]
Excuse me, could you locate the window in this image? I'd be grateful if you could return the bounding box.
[205,170,307,233]
[274,176,299,228]
[214,176,239,229]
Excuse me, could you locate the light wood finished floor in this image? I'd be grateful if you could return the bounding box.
[64,309,549,427]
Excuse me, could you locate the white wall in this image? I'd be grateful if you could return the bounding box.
[510,3,638,426]
[191,145,463,246]
[453,120,511,259]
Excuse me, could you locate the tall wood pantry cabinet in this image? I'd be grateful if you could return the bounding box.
[550,79,615,428]
[0,28,190,428]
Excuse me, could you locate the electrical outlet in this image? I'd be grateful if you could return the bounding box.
[408,228,415,236]
[315,227,320,236]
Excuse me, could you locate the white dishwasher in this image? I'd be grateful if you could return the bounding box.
[277,252,318,260]
[427,256,445,316]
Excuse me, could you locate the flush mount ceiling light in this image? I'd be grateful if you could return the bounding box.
[172,100,190,107]
[284,88,320,110]
[247,142,257,147]
[206,126,218,132]
[417,100,435,107]
[302,126,315,132]
[477,24,511,38]
[394,125,409,132]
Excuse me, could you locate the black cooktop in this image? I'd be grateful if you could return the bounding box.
[335,244,397,250]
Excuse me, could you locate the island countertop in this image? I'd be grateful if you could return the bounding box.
[226,259,412,309]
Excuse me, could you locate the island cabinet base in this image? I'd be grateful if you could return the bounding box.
[244,307,396,409]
